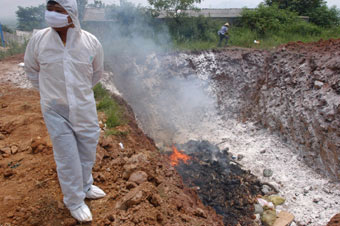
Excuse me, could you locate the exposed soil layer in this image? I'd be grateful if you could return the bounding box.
[0,56,224,225]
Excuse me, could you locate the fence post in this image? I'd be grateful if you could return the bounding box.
[0,23,5,47]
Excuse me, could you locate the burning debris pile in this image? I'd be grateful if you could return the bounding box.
[170,140,263,225]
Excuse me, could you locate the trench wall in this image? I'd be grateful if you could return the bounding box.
[107,44,340,180]
[185,47,340,180]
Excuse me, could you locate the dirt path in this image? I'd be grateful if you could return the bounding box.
[0,56,223,226]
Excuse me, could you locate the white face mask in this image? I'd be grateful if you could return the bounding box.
[45,10,72,28]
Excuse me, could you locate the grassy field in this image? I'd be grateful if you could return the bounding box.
[0,41,27,60]
[173,26,340,50]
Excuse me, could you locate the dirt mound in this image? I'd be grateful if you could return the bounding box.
[0,57,224,225]
[279,38,340,53]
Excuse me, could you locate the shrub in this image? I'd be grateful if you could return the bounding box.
[241,4,298,36]
[0,41,28,60]
[93,83,125,129]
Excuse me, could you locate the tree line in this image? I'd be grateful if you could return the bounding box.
[11,0,340,48]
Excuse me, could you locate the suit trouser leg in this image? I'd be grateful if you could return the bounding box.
[75,128,100,193]
[43,110,85,211]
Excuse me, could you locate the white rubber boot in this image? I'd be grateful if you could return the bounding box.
[86,185,106,199]
[70,203,92,222]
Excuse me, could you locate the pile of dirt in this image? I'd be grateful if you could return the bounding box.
[0,56,223,225]
[279,38,340,54]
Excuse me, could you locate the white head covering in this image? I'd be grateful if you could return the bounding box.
[47,0,81,31]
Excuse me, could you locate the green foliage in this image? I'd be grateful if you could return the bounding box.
[307,5,340,27]
[77,0,88,20]
[264,0,340,27]
[93,83,125,129]
[148,0,201,12]
[105,108,124,128]
[265,0,325,14]
[1,24,13,33]
[0,41,28,60]
[93,83,107,100]
[241,4,298,35]
[167,16,222,42]
[16,4,46,31]
[88,0,105,8]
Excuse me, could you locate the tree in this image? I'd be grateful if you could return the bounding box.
[265,0,325,15]
[16,4,46,31]
[264,0,340,26]
[88,0,105,8]
[148,0,202,15]
[1,24,13,33]
[77,0,88,20]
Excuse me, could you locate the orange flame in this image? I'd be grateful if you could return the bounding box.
[170,146,191,166]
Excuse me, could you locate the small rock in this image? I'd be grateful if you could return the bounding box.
[237,154,244,161]
[263,169,273,177]
[1,147,11,155]
[150,194,162,207]
[314,80,324,89]
[268,195,285,206]
[0,133,5,140]
[7,212,14,218]
[11,145,19,154]
[303,186,312,195]
[254,204,263,214]
[260,150,266,154]
[107,214,115,222]
[4,169,15,178]
[254,214,261,225]
[262,185,272,195]
[116,190,144,210]
[1,103,8,108]
[129,171,148,185]
[261,209,277,226]
[194,208,207,218]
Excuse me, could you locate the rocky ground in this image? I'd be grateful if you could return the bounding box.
[0,55,224,226]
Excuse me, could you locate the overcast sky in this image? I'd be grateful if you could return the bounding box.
[1,0,340,22]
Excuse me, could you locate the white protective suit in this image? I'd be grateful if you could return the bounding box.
[24,0,104,211]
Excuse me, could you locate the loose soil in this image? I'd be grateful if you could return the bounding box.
[0,55,224,226]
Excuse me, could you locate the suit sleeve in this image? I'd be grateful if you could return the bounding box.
[92,41,104,88]
[24,37,40,90]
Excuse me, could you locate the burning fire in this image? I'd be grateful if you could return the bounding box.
[170,146,191,166]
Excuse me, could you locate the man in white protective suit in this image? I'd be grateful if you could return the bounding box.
[24,0,106,222]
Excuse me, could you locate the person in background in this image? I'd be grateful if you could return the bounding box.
[24,0,105,222]
[218,22,230,47]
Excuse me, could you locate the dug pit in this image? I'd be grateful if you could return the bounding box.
[104,39,340,225]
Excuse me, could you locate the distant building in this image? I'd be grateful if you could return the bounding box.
[83,8,246,24]
[83,8,110,22]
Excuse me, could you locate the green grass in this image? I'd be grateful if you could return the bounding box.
[93,83,125,130]
[172,25,340,50]
[0,41,28,60]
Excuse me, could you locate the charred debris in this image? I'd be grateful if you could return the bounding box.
[171,140,264,225]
